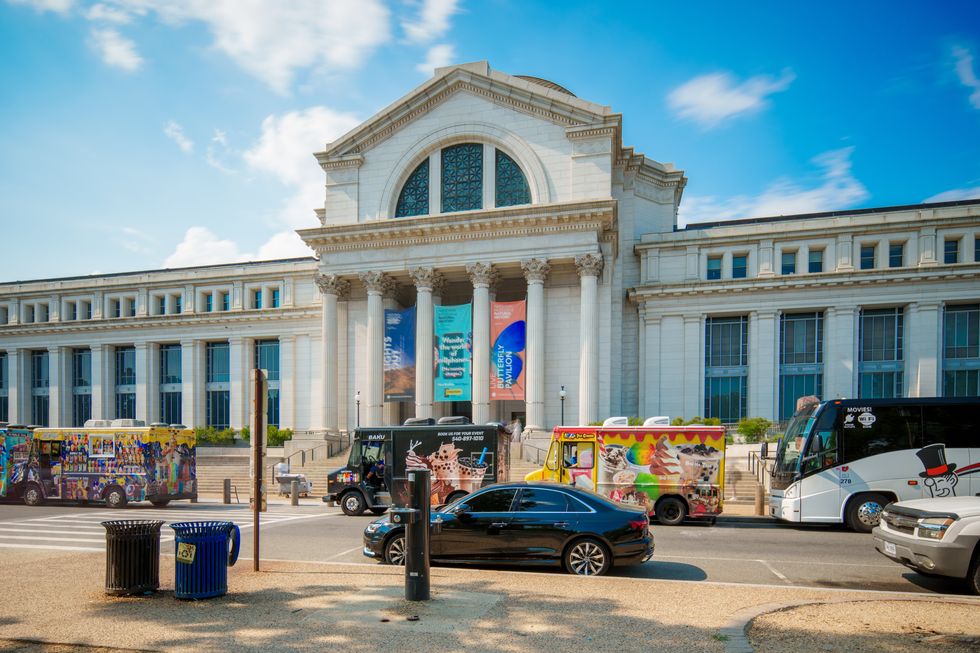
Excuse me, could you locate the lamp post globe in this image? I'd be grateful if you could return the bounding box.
[559,385,566,425]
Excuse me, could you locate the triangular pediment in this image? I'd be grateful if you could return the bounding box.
[315,61,620,166]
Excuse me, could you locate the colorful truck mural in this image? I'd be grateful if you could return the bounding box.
[0,426,33,499]
[20,425,196,507]
[526,425,726,525]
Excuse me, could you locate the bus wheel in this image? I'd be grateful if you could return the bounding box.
[340,491,366,516]
[846,493,889,533]
[104,486,128,509]
[655,497,687,526]
[23,482,44,507]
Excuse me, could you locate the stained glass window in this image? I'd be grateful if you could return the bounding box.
[441,143,483,212]
[495,150,530,207]
[395,159,430,217]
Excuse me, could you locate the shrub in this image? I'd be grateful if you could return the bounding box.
[627,416,644,426]
[736,417,772,443]
[267,426,293,447]
[193,426,236,446]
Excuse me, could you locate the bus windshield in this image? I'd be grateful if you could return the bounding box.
[773,402,820,478]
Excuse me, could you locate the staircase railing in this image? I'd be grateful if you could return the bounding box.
[748,450,774,493]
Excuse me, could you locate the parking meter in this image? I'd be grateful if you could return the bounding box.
[403,469,431,601]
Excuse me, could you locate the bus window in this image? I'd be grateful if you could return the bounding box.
[802,428,838,474]
[842,406,920,460]
[922,405,977,448]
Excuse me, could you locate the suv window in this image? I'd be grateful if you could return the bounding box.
[517,488,569,512]
[842,405,920,460]
[462,488,517,513]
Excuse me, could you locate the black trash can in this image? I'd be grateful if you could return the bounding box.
[170,521,240,600]
[101,520,165,596]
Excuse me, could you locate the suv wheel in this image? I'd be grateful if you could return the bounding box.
[968,549,980,596]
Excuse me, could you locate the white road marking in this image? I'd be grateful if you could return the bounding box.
[323,546,363,561]
[0,543,103,552]
[0,534,104,543]
[758,559,791,583]
[0,526,107,535]
[654,553,898,569]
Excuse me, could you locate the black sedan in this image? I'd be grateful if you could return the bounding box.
[362,481,654,576]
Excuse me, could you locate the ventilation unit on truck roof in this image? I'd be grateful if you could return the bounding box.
[643,416,671,426]
[602,416,629,426]
[437,416,472,425]
[110,419,146,427]
[84,419,113,428]
[403,417,436,426]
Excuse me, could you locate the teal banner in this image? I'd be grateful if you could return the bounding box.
[434,303,472,402]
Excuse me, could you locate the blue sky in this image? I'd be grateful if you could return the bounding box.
[1,0,979,280]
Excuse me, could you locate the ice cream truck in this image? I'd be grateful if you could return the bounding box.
[0,425,33,500]
[22,420,196,508]
[525,418,726,525]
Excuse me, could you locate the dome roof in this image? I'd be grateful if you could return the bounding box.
[515,75,576,97]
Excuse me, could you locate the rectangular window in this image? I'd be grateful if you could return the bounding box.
[706,257,721,280]
[206,341,230,429]
[860,245,876,270]
[175,294,182,313]
[0,306,7,325]
[206,391,229,430]
[781,251,796,275]
[271,288,280,308]
[221,292,230,312]
[68,302,77,321]
[84,301,92,320]
[158,296,166,315]
[158,343,183,426]
[114,345,136,419]
[206,342,230,383]
[944,238,959,264]
[889,243,904,268]
[112,299,121,318]
[732,255,747,279]
[127,298,136,317]
[0,352,8,423]
[25,305,34,323]
[942,304,980,397]
[206,294,213,312]
[704,316,748,423]
[779,312,824,420]
[30,350,49,427]
[253,290,262,310]
[255,339,280,427]
[808,250,823,273]
[858,308,904,398]
[975,237,980,263]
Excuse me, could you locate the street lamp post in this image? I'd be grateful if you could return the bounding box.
[559,385,566,425]
[355,390,361,428]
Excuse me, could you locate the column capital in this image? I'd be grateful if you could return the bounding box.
[358,271,395,296]
[466,262,498,288]
[314,273,350,298]
[410,267,445,294]
[907,301,942,314]
[278,334,297,344]
[574,253,604,278]
[521,258,551,283]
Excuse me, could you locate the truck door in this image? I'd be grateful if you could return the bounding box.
[37,440,62,499]
[561,440,596,490]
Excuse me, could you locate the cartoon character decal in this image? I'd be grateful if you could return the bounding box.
[916,443,959,497]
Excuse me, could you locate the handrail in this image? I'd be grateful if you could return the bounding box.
[747,450,774,491]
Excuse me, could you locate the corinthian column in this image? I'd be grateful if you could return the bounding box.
[575,253,603,426]
[315,273,349,433]
[467,262,497,425]
[359,271,393,426]
[521,258,550,434]
[411,267,443,420]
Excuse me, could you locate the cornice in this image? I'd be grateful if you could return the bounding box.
[628,265,980,303]
[315,153,364,172]
[298,200,617,254]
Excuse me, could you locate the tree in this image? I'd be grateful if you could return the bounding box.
[737,417,772,443]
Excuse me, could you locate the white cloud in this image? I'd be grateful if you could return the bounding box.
[7,0,73,15]
[88,27,143,71]
[952,46,980,110]
[117,226,153,254]
[163,227,250,268]
[679,147,869,225]
[402,0,458,43]
[923,185,980,203]
[85,2,135,23]
[668,69,795,129]
[416,43,455,75]
[163,120,194,153]
[243,106,361,227]
[101,0,390,94]
[256,231,314,260]
[205,129,236,173]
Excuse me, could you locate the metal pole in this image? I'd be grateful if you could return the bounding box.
[223,478,231,505]
[290,480,299,506]
[405,468,431,601]
[252,371,262,572]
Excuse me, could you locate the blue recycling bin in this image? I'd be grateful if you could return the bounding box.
[170,521,240,600]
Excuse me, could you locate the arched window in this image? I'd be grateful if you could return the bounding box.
[392,142,532,217]
[495,150,530,207]
[395,158,430,218]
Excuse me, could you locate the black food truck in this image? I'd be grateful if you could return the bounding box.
[324,418,510,516]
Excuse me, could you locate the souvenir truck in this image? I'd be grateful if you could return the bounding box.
[525,419,727,525]
[21,420,197,508]
[324,419,510,516]
[0,425,33,501]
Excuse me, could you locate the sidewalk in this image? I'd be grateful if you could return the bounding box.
[0,548,976,652]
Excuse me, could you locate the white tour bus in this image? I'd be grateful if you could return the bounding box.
[769,397,980,532]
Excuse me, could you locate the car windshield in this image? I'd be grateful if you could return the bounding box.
[774,402,819,475]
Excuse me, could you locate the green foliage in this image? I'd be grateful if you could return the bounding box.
[267,426,293,447]
[670,416,722,426]
[627,416,644,426]
[193,426,236,446]
[587,421,603,426]
[240,427,250,441]
[703,417,722,426]
[736,417,772,443]
[671,417,685,426]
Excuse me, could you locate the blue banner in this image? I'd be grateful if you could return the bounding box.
[434,303,472,402]
[384,306,416,401]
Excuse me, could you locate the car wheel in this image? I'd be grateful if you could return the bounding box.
[369,507,388,515]
[564,537,611,576]
[967,548,980,596]
[384,533,406,566]
[846,493,889,533]
[104,486,127,509]
[655,497,687,526]
[340,491,366,516]
[23,482,44,507]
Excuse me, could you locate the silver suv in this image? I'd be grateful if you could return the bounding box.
[873,496,980,594]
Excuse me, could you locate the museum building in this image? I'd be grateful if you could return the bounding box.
[0,62,978,440]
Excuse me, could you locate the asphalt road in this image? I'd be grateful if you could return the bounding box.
[0,500,970,596]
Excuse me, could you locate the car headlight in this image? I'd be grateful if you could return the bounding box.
[917,517,954,540]
[783,482,799,500]
[365,522,384,534]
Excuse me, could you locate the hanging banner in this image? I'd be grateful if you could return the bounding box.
[434,303,472,402]
[384,306,416,401]
[490,300,527,400]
